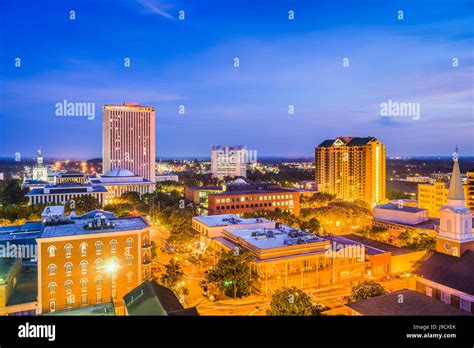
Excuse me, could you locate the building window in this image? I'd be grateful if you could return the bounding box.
[65,262,73,274]
[95,241,103,255]
[96,276,103,289]
[48,264,57,276]
[81,294,88,306]
[95,259,103,271]
[80,242,87,256]
[126,255,133,265]
[48,282,57,294]
[48,246,56,257]
[64,244,73,257]
[441,291,451,304]
[66,295,75,308]
[81,278,88,290]
[80,260,88,274]
[127,272,134,283]
[96,292,102,304]
[112,289,117,300]
[65,280,73,292]
[49,300,56,312]
[460,299,471,312]
[126,238,133,248]
[110,240,117,253]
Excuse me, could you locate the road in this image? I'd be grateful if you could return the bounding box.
[149,221,412,316]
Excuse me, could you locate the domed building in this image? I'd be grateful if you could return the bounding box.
[90,168,155,204]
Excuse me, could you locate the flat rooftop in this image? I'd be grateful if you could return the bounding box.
[193,214,272,227]
[39,216,148,239]
[45,302,115,316]
[375,203,426,213]
[224,224,327,251]
[332,234,416,256]
[211,188,295,196]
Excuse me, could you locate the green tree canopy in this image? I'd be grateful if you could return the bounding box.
[206,250,253,298]
[350,280,385,302]
[267,287,326,316]
[0,179,28,205]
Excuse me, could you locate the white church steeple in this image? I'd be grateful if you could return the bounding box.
[436,147,474,257]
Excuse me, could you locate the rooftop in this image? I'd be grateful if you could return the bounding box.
[45,302,115,316]
[123,280,198,316]
[375,203,426,213]
[331,234,416,256]
[39,216,148,239]
[223,224,327,251]
[193,214,272,227]
[211,145,246,151]
[347,289,471,316]
[103,168,136,177]
[318,136,377,148]
[413,250,474,295]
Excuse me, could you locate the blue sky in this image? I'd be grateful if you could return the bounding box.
[0,0,473,158]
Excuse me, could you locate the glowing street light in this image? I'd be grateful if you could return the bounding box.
[105,260,119,303]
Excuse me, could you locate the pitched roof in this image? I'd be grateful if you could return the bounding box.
[413,250,474,295]
[123,280,198,316]
[347,289,471,316]
[317,137,376,148]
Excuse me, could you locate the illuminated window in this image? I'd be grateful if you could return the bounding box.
[80,278,88,290]
[110,240,117,253]
[127,255,133,265]
[96,276,103,288]
[126,238,133,248]
[95,241,103,254]
[64,244,73,257]
[95,259,103,271]
[80,242,87,255]
[127,272,134,283]
[48,264,57,276]
[48,246,56,257]
[80,260,88,274]
[65,280,73,291]
[48,282,57,294]
[65,262,73,274]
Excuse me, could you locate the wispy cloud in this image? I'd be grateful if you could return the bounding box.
[136,0,174,19]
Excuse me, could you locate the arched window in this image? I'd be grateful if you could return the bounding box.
[48,246,56,257]
[65,262,73,274]
[48,264,57,276]
[80,260,88,273]
[80,278,88,290]
[65,280,73,291]
[96,276,103,288]
[95,259,103,271]
[95,241,103,254]
[127,272,134,283]
[110,240,118,253]
[126,238,133,248]
[64,244,73,257]
[126,255,133,266]
[48,282,57,294]
[80,242,87,255]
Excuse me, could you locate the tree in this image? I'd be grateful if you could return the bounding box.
[160,259,188,297]
[299,217,321,233]
[387,189,411,200]
[167,208,194,247]
[267,287,326,316]
[206,250,253,298]
[0,179,28,205]
[350,280,385,302]
[121,191,142,204]
[70,195,100,214]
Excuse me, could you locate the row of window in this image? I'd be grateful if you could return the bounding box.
[48,273,134,294]
[48,257,133,276]
[47,239,136,258]
[215,201,294,210]
[215,195,293,204]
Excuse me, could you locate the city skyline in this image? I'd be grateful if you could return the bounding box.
[1,0,473,158]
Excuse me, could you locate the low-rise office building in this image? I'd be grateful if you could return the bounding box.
[26,182,108,206]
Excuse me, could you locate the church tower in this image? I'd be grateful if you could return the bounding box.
[436,148,474,257]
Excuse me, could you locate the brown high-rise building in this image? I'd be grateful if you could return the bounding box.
[315,136,386,206]
[102,103,155,181]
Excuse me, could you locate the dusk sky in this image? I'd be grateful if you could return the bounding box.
[0,0,473,158]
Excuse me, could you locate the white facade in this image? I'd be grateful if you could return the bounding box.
[32,149,48,182]
[210,145,248,179]
[102,103,156,182]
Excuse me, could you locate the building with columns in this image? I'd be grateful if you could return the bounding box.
[26,183,108,206]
